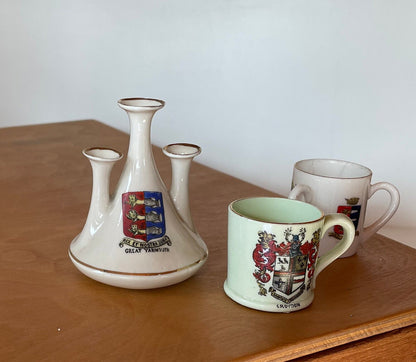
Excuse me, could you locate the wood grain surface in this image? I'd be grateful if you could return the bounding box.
[1,120,415,361]
[293,324,416,361]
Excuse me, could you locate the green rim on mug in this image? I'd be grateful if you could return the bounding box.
[230,197,324,225]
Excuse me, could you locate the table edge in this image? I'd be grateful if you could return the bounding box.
[237,309,416,361]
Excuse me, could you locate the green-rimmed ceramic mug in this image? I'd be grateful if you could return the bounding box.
[223,197,355,312]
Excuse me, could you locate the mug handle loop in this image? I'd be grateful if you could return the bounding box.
[361,182,400,242]
[288,184,313,203]
[314,214,355,284]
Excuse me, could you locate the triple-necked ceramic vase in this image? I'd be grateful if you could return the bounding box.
[69,98,208,289]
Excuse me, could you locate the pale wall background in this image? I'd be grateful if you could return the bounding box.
[1,0,415,247]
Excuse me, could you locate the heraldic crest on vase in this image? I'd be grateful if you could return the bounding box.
[119,191,172,251]
[329,197,361,239]
[253,227,320,304]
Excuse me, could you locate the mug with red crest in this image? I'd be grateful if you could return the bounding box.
[223,197,355,312]
[288,159,400,257]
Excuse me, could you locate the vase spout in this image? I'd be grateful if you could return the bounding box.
[82,147,123,235]
[163,143,201,232]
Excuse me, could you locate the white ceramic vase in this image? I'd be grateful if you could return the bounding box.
[69,98,208,289]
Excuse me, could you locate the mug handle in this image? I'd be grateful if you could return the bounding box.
[361,182,400,242]
[314,214,355,282]
[288,184,313,203]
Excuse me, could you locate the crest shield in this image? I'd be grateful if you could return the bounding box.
[273,255,308,295]
[333,198,361,236]
[122,191,166,241]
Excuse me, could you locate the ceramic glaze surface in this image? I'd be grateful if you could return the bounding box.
[294,159,372,178]
[162,143,201,231]
[69,98,208,289]
[224,197,355,313]
[289,159,400,257]
[231,197,323,223]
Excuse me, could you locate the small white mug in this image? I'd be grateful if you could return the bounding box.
[288,159,400,257]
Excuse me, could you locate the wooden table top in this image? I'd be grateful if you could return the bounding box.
[1,120,415,361]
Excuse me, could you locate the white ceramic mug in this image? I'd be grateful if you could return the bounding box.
[288,159,400,257]
[223,197,355,313]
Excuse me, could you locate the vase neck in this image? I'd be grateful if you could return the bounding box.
[127,110,155,160]
[117,98,165,164]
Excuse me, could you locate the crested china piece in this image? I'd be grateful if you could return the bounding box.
[69,98,208,289]
[289,159,400,257]
[224,197,355,312]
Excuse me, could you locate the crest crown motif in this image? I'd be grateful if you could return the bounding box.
[345,197,359,205]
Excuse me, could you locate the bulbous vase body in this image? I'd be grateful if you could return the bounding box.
[69,98,208,289]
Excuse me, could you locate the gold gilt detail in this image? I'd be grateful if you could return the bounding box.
[345,197,360,205]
